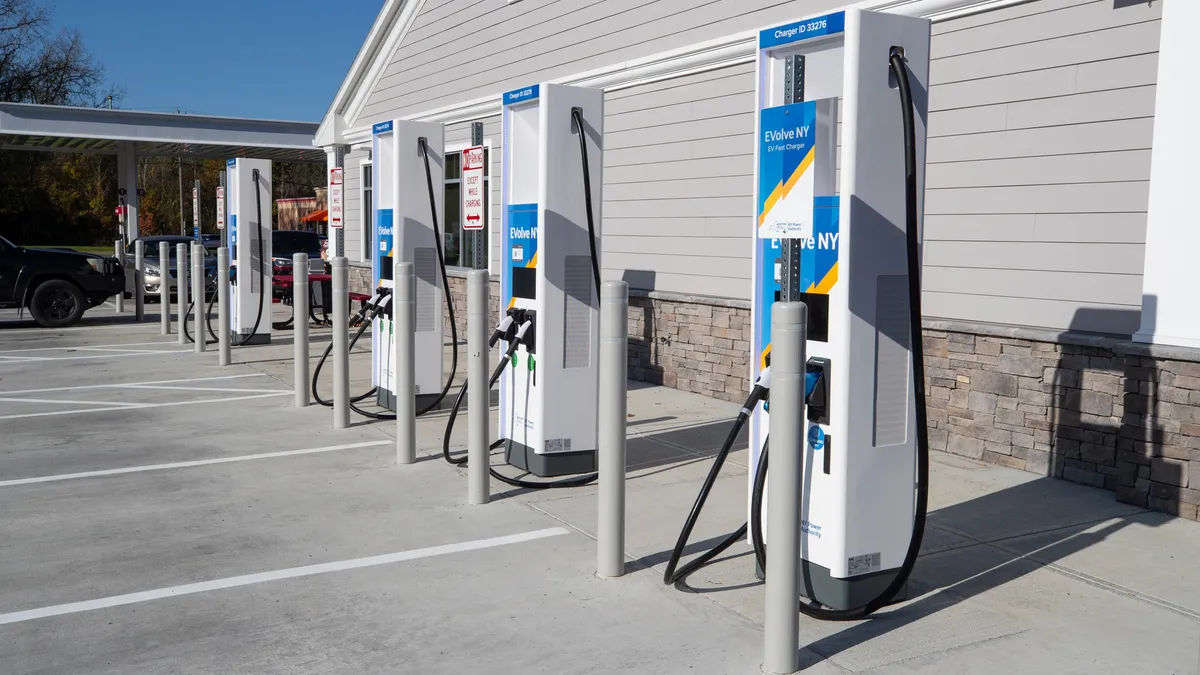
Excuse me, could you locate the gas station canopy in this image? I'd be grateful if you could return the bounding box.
[0,102,321,162]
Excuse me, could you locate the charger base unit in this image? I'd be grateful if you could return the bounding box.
[226,157,272,345]
[499,83,604,477]
[749,8,930,610]
[370,120,446,411]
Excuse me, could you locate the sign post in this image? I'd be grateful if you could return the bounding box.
[462,144,485,268]
[192,180,201,240]
[329,167,344,231]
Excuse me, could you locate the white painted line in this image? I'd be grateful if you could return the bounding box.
[0,392,290,421]
[0,440,390,488]
[0,355,49,362]
[0,341,180,354]
[0,374,263,396]
[68,347,183,354]
[119,384,292,394]
[0,350,190,365]
[0,397,150,408]
[0,527,570,626]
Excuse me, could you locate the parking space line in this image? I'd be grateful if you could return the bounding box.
[0,374,263,396]
[69,347,184,354]
[0,440,390,488]
[0,397,150,408]
[0,528,570,626]
[0,341,181,354]
[0,392,291,421]
[0,350,191,365]
[119,384,292,394]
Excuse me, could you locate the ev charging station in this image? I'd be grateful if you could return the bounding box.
[499,83,604,477]
[370,119,446,411]
[226,158,273,345]
[749,8,930,610]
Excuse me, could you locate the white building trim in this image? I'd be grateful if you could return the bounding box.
[318,0,1039,149]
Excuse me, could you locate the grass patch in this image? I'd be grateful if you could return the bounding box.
[28,245,117,255]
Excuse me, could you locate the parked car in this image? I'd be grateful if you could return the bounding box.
[200,233,221,251]
[0,236,125,327]
[271,231,325,277]
[125,236,217,300]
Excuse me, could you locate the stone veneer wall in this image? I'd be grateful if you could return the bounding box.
[922,320,1200,523]
[429,270,1200,523]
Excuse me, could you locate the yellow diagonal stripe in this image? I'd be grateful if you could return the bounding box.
[758,146,817,227]
[814,262,839,294]
[526,252,538,269]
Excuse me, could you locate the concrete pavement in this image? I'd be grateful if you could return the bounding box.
[1,309,1198,674]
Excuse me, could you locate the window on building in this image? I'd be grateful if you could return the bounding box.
[444,148,489,269]
[360,162,373,262]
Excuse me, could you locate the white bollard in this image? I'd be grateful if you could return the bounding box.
[396,261,417,465]
[159,241,170,334]
[134,240,145,322]
[192,242,206,353]
[176,243,188,345]
[762,301,808,675]
[467,270,489,503]
[217,247,231,366]
[598,280,628,578]
[331,257,350,430]
[114,240,125,313]
[294,253,309,407]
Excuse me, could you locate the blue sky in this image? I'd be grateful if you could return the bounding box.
[49,0,383,121]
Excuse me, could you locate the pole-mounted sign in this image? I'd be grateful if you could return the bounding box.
[215,187,226,230]
[462,146,485,231]
[329,167,344,229]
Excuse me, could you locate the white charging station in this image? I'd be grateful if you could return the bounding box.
[370,119,446,410]
[226,158,273,345]
[750,8,930,609]
[499,83,604,477]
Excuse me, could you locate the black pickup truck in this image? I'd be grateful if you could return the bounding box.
[0,236,126,328]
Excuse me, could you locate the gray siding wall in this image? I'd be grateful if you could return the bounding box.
[923,0,1161,335]
[359,0,849,122]
[351,0,1163,334]
[604,64,754,297]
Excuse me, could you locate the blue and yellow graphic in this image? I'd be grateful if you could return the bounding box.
[504,203,538,309]
[374,208,393,286]
[758,102,818,239]
[754,200,839,370]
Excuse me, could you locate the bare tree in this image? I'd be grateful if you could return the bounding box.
[0,0,103,106]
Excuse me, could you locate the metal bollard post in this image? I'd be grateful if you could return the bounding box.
[176,243,188,345]
[192,243,206,353]
[159,241,170,334]
[396,261,417,465]
[762,302,808,675]
[294,253,310,407]
[134,240,145,321]
[331,257,350,429]
[114,240,125,313]
[217,247,231,366]
[467,269,489,502]
[598,280,629,578]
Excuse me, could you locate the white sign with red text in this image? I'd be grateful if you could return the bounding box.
[329,167,344,229]
[215,187,225,230]
[461,146,485,230]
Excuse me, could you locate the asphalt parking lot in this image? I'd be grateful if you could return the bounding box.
[2,307,1199,674]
